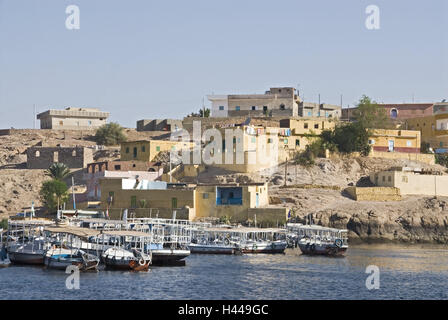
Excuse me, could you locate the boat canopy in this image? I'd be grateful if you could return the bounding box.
[102,230,151,237]
[203,227,286,234]
[45,226,101,239]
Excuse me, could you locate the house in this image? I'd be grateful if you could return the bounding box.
[298,102,341,118]
[120,140,192,162]
[136,119,182,132]
[370,167,448,196]
[26,146,93,169]
[83,161,163,201]
[208,87,300,118]
[404,103,448,152]
[99,178,287,225]
[368,129,421,153]
[37,107,109,130]
[279,118,336,153]
[341,103,434,122]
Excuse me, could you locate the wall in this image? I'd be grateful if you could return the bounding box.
[371,171,448,196]
[120,140,191,162]
[208,95,229,118]
[136,119,182,132]
[26,146,93,169]
[368,150,435,165]
[345,186,402,201]
[369,129,421,153]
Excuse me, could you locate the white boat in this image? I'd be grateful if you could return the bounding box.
[8,238,50,265]
[100,230,152,271]
[239,240,287,254]
[44,247,99,271]
[189,242,235,254]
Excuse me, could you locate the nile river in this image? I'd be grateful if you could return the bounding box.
[1,244,448,299]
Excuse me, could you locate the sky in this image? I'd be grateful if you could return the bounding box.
[0,0,447,129]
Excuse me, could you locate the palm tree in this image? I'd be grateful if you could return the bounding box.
[45,163,71,181]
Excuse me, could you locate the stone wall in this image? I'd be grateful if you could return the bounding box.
[345,186,402,201]
[26,146,93,169]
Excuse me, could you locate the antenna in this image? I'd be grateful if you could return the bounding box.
[33,104,36,129]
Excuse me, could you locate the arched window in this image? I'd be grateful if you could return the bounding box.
[280,104,285,110]
[35,151,40,157]
[390,108,398,119]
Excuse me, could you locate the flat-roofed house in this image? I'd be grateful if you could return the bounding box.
[37,107,110,130]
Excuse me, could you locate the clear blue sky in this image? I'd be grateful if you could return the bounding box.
[0,0,447,128]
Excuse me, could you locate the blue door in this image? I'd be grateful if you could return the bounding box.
[256,193,259,208]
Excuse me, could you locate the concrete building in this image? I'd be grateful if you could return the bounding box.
[26,146,93,169]
[208,87,299,117]
[279,118,336,153]
[368,129,421,153]
[120,140,192,162]
[99,178,287,224]
[404,111,448,152]
[370,167,448,197]
[136,119,182,132]
[83,161,163,201]
[299,102,341,118]
[341,103,434,122]
[37,107,109,130]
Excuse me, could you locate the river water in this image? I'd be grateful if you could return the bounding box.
[1,244,448,300]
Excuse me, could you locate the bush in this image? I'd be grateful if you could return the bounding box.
[436,154,448,168]
[40,179,69,212]
[45,163,71,181]
[293,140,325,167]
[94,122,127,146]
[322,122,371,156]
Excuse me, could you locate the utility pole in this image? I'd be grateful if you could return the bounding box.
[284,157,288,187]
[72,176,76,210]
[33,104,36,129]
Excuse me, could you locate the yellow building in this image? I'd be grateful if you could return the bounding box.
[405,113,448,151]
[120,140,192,162]
[368,129,421,153]
[99,178,287,225]
[278,118,336,157]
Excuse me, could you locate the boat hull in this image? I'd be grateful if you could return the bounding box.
[8,251,44,265]
[298,243,347,256]
[151,249,190,265]
[189,244,235,254]
[103,256,149,271]
[240,242,287,254]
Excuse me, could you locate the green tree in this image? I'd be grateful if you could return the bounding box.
[94,122,127,146]
[199,108,210,118]
[40,179,69,212]
[353,95,392,129]
[45,163,71,181]
[0,218,7,230]
[322,122,371,156]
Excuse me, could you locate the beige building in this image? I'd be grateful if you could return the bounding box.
[299,102,342,119]
[99,179,287,225]
[370,167,448,196]
[37,107,109,130]
[208,87,300,117]
[120,140,192,162]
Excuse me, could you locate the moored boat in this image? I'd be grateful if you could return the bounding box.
[298,236,347,256]
[44,247,99,271]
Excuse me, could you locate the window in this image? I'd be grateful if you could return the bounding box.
[390,108,398,119]
[296,139,300,146]
[314,124,319,129]
[142,146,145,152]
[440,142,444,147]
[406,141,412,147]
[156,146,160,151]
[219,106,224,111]
[251,106,256,110]
[133,147,137,158]
[368,139,375,145]
[263,106,268,111]
[35,151,40,157]
[382,176,385,182]
[268,138,273,143]
[53,152,58,163]
[88,120,92,126]
[126,147,130,153]
[388,176,392,182]
[251,137,256,143]
[402,176,408,183]
[304,123,309,129]
[72,150,77,157]
[280,104,285,110]
[132,164,136,168]
[59,121,63,126]
[202,193,209,199]
[284,139,288,144]
[171,198,178,209]
[307,111,312,116]
[114,165,121,170]
[235,106,240,111]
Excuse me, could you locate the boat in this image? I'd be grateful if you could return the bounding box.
[287,224,349,256]
[100,230,152,271]
[7,219,54,265]
[240,239,287,254]
[189,228,240,254]
[0,245,10,268]
[44,247,99,271]
[230,228,287,254]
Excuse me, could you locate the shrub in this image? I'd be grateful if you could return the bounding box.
[45,163,71,181]
[40,179,69,212]
[435,154,448,168]
[0,219,7,230]
[94,122,127,146]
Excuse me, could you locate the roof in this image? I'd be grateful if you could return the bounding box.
[102,230,151,237]
[44,226,101,239]
[377,103,433,110]
[203,227,285,234]
[37,108,110,119]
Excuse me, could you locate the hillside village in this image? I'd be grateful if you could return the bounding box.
[2,87,448,243]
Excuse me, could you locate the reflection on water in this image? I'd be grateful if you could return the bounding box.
[1,244,448,300]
